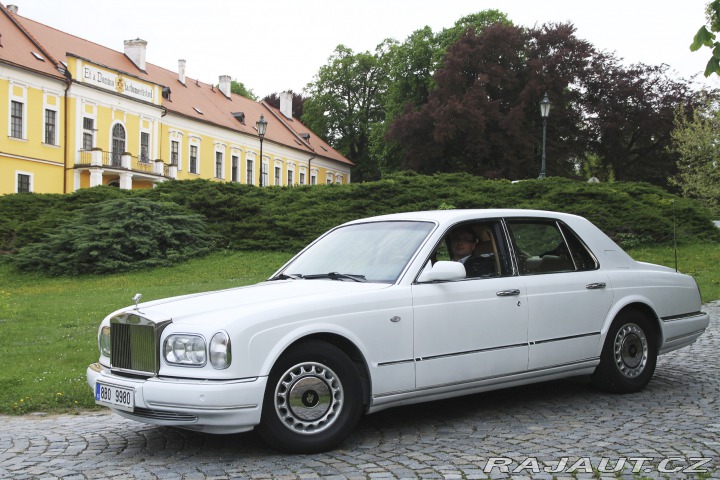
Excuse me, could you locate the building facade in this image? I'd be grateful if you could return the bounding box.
[0,4,352,195]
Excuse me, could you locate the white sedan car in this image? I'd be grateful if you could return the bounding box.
[87,209,709,453]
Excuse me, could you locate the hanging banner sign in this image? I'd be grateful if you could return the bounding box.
[82,64,156,102]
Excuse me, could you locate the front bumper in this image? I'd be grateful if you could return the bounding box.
[86,363,267,434]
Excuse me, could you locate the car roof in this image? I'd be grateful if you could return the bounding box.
[345,209,586,225]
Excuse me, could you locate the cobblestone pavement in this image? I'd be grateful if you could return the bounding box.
[1,303,719,480]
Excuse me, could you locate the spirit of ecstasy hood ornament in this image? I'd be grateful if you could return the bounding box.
[132,293,142,310]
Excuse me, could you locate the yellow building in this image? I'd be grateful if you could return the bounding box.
[0,3,352,195]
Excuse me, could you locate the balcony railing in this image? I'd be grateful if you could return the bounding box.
[77,150,176,179]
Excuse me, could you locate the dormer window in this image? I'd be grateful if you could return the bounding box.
[31,52,45,61]
[232,112,245,124]
[193,107,203,115]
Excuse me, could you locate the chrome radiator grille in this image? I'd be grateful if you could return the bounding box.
[110,313,169,376]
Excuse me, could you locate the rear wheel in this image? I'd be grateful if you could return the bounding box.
[257,340,363,453]
[592,309,657,393]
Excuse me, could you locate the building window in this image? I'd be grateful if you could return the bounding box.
[140,132,150,162]
[189,145,198,174]
[11,100,23,139]
[287,170,294,186]
[171,141,179,165]
[310,172,317,185]
[111,123,126,166]
[299,172,306,185]
[261,162,268,186]
[83,118,94,149]
[246,159,254,185]
[215,151,223,179]
[231,155,239,182]
[44,109,57,145]
[17,173,31,193]
[274,166,281,186]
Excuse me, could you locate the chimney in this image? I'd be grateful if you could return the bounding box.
[280,91,293,119]
[178,59,186,84]
[219,75,231,98]
[124,38,147,71]
[7,5,18,14]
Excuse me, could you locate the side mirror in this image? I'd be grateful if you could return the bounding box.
[417,261,466,283]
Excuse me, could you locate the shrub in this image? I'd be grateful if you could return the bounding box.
[12,197,215,275]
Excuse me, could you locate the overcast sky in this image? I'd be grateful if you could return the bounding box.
[14,0,720,97]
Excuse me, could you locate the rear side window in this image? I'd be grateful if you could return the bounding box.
[506,219,598,275]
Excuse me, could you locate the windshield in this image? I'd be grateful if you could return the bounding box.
[276,221,435,283]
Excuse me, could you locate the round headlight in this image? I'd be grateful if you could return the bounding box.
[99,326,111,357]
[164,335,207,366]
[210,331,231,369]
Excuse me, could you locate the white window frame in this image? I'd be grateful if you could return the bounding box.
[214,145,225,179]
[246,156,255,185]
[9,83,27,140]
[188,136,201,175]
[15,171,33,193]
[169,131,183,170]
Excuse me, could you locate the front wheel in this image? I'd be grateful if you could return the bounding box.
[257,340,364,453]
[592,309,657,393]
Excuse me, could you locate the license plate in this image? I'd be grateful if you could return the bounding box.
[95,382,134,412]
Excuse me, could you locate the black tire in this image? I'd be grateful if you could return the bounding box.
[257,340,364,453]
[592,309,658,393]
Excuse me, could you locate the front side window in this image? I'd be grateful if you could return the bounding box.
[287,170,294,186]
[506,219,598,274]
[274,166,281,185]
[11,100,23,139]
[44,109,57,145]
[431,221,513,278]
[278,221,435,284]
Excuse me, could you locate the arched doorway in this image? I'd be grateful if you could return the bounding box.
[112,124,126,166]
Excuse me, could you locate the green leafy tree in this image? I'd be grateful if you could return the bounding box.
[12,197,215,275]
[387,22,593,179]
[302,44,391,182]
[669,95,720,215]
[231,80,257,100]
[375,11,512,172]
[691,0,720,76]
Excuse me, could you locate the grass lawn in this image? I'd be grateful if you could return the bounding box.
[0,242,717,416]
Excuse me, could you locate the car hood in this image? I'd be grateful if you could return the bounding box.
[116,280,393,326]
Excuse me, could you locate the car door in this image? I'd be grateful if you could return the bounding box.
[505,219,613,371]
[411,221,529,389]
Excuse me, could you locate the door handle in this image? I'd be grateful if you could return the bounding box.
[586,282,607,290]
[496,289,521,297]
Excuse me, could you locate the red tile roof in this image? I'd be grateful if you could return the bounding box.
[1,3,352,167]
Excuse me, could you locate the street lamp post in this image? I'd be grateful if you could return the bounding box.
[539,92,551,179]
[256,114,268,186]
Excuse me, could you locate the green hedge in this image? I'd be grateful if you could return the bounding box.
[1,173,717,268]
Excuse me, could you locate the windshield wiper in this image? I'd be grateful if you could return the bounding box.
[269,273,304,281]
[303,272,367,282]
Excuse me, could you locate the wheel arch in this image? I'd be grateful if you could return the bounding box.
[273,333,372,411]
[603,300,663,352]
